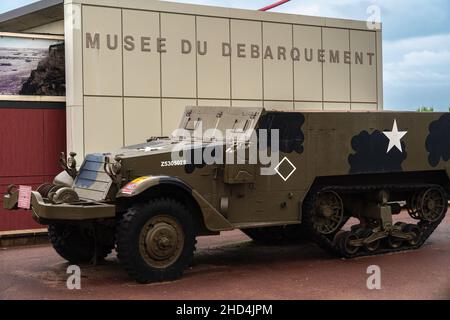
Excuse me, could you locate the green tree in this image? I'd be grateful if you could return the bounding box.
[417,106,434,112]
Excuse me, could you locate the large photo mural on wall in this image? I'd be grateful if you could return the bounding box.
[0,35,65,98]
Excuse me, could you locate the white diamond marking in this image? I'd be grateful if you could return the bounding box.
[274,157,297,182]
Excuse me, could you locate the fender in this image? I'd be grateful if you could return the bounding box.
[117,176,233,232]
[117,176,185,198]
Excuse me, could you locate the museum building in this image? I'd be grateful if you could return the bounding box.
[0,0,383,233]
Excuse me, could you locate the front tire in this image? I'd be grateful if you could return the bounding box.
[116,198,196,284]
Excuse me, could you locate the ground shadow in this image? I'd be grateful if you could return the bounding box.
[52,238,331,284]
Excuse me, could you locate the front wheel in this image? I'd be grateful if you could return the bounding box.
[116,199,197,284]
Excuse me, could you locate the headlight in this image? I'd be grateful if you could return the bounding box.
[67,152,77,169]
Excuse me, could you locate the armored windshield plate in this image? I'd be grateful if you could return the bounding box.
[74,154,113,201]
[176,106,264,142]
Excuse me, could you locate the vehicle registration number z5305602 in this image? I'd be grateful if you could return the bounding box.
[161,160,187,167]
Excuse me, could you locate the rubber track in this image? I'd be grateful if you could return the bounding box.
[304,184,447,259]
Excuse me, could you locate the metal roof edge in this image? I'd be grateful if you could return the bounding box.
[0,0,63,23]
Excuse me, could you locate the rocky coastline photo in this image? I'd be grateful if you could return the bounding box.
[0,37,65,97]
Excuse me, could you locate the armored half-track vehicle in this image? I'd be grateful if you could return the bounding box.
[4,107,450,283]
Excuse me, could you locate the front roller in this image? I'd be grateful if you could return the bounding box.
[116,198,197,284]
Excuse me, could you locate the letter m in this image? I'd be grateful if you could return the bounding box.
[329,50,340,63]
[86,32,100,49]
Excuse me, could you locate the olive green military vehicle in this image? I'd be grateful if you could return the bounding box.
[3,107,450,283]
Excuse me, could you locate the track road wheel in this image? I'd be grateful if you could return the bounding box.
[339,231,360,257]
[48,224,113,264]
[363,233,381,253]
[364,241,380,253]
[386,236,403,249]
[116,199,196,284]
[386,222,406,249]
[404,224,421,247]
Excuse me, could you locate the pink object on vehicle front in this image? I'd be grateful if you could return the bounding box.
[18,185,32,210]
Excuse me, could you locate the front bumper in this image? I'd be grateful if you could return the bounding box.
[3,191,116,224]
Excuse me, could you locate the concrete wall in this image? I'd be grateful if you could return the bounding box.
[64,0,383,157]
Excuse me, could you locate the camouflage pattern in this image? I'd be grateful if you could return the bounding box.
[3,107,450,231]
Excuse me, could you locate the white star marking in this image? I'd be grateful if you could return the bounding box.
[383,120,407,153]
